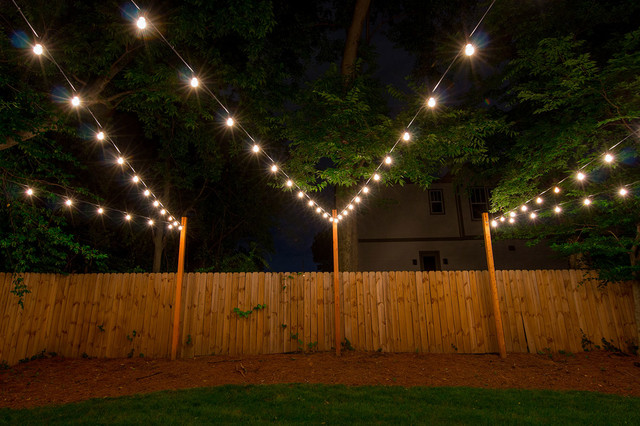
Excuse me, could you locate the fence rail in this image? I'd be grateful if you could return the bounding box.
[0,270,636,365]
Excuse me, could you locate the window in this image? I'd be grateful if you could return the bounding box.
[469,187,488,220]
[419,251,441,271]
[428,189,445,215]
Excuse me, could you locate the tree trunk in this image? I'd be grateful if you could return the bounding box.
[336,186,359,271]
[335,0,371,272]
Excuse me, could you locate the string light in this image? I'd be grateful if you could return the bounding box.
[132,175,139,183]
[509,211,516,218]
[338,214,343,220]
[148,219,154,226]
[160,209,166,215]
[604,153,614,163]
[25,188,33,196]
[315,207,321,213]
[554,206,562,214]
[190,77,199,88]
[499,216,505,222]
[65,199,73,206]
[464,43,475,56]
[530,212,537,219]
[402,131,411,141]
[286,180,293,187]
[143,189,150,196]
[226,117,234,127]
[491,220,498,227]
[270,164,278,172]
[520,205,528,212]
[297,191,304,198]
[153,200,160,207]
[509,217,515,224]
[536,197,543,204]
[125,214,132,221]
[97,207,104,214]
[308,200,314,207]
[576,172,586,181]
[168,224,173,229]
[619,188,628,196]
[427,97,437,108]
[384,156,392,165]
[178,225,183,230]
[173,220,179,226]
[323,213,328,218]
[554,187,561,194]
[373,173,381,181]
[32,43,43,55]
[117,157,125,165]
[71,96,80,107]
[96,131,105,141]
[583,198,591,206]
[355,196,361,203]
[169,216,174,221]
[348,204,354,210]
[252,144,260,153]
[362,186,369,194]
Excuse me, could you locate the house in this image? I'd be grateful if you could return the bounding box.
[357,180,568,271]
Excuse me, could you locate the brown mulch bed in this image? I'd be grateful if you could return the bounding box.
[1,350,640,409]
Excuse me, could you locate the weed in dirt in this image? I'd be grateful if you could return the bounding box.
[341,338,355,351]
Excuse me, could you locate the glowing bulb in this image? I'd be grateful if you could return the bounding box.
[464,43,475,56]
[576,172,585,181]
[226,117,234,127]
[338,215,343,220]
[153,200,159,207]
[427,97,436,108]
[286,180,293,187]
[604,153,614,163]
[373,173,380,181]
[71,96,80,107]
[148,219,154,226]
[583,198,591,205]
[96,131,105,141]
[65,199,72,206]
[402,131,410,141]
[125,214,131,221]
[26,188,33,196]
[308,200,314,207]
[190,77,199,88]
[252,145,260,153]
[348,204,354,210]
[530,212,537,219]
[329,218,334,222]
[316,207,321,213]
[491,220,498,227]
[385,156,392,165]
[509,217,515,224]
[169,216,174,221]
[132,175,139,183]
[536,197,543,204]
[323,213,328,218]
[619,188,628,196]
[554,187,561,194]
[178,226,183,231]
[117,157,124,165]
[554,206,562,214]
[362,186,369,194]
[499,217,505,222]
[355,196,361,203]
[173,221,179,226]
[343,210,348,216]
[520,205,528,212]
[136,17,147,29]
[298,191,304,198]
[160,209,166,215]
[97,207,104,214]
[509,211,516,218]
[33,44,43,55]
[143,189,150,197]
[168,224,173,229]
[270,164,278,172]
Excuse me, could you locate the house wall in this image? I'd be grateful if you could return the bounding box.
[357,184,568,271]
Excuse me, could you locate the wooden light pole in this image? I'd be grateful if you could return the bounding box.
[171,217,187,360]
[482,212,507,359]
[332,210,341,356]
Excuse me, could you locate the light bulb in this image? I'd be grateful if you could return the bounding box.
[402,131,410,141]
[329,218,334,222]
[338,215,343,220]
[509,211,516,218]
[355,196,361,203]
[117,157,124,165]
[385,156,392,165]
[285,180,293,187]
[65,199,72,206]
[168,224,173,229]
[270,164,278,172]
[298,191,304,198]
[509,217,515,224]
[132,175,139,183]
[160,209,166,215]
[97,207,104,214]
[143,189,150,197]
[190,77,199,88]
[153,200,159,207]
[554,187,561,194]
[499,217,505,222]
[71,96,80,107]
[125,214,131,221]
[554,206,562,213]
[348,204,354,210]
[619,188,628,196]
[583,198,591,205]
[536,197,543,204]
[33,43,43,55]
[178,225,183,230]
[520,205,528,212]
[136,17,147,29]
[308,200,314,207]
[173,221,179,226]
[491,220,498,227]
[604,153,614,163]
[252,144,260,153]
[316,207,321,213]
[373,173,380,181]
[148,219,154,226]
[427,97,436,108]
[96,131,105,141]
[530,212,537,219]
[343,210,348,216]
[576,172,585,181]
[169,216,174,221]
[464,43,475,56]
[362,186,369,194]
[226,117,234,127]
[323,213,328,218]
[26,188,34,196]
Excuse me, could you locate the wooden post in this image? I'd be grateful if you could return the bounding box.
[482,212,507,359]
[332,210,341,356]
[171,217,188,360]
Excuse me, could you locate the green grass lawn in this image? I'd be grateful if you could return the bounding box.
[2,385,639,425]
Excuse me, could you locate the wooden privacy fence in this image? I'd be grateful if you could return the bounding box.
[0,270,637,365]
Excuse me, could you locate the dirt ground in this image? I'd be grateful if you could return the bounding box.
[2,350,640,409]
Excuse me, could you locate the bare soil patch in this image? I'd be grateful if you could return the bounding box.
[2,351,639,409]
